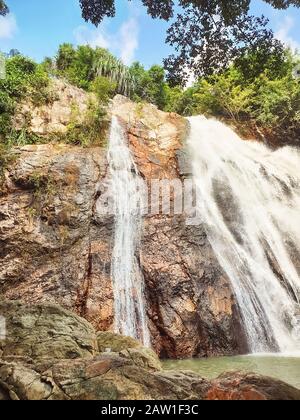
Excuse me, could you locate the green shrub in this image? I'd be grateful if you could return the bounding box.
[90,76,116,105]
[59,100,109,147]
[171,50,300,143]
[0,55,52,146]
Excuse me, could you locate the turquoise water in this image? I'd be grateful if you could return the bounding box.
[163,354,300,389]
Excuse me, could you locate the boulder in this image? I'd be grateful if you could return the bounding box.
[0,300,97,360]
[97,331,141,353]
[97,332,162,371]
[205,372,300,401]
[119,348,162,372]
[0,300,298,401]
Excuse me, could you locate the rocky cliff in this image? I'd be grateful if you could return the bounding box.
[0,91,247,358]
[13,78,96,136]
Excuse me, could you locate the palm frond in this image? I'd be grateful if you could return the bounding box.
[93,55,135,96]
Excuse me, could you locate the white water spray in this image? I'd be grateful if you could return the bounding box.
[108,116,150,346]
[188,116,300,354]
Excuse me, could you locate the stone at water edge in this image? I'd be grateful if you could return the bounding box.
[97,331,142,352]
[97,331,162,371]
[205,372,300,401]
[1,356,299,400]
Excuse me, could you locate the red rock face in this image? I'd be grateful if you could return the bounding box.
[112,96,248,357]
[0,95,248,358]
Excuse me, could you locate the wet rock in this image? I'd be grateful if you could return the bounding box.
[0,300,298,401]
[176,148,193,178]
[112,96,247,357]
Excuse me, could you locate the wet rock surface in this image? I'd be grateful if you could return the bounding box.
[0,94,247,358]
[113,96,247,357]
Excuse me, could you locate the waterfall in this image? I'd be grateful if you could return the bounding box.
[187,116,300,354]
[108,116,150,346]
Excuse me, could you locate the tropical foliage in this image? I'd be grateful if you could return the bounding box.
[93,53,134,96]
[1,43,299,149]
[0,55,52,145]
[53,44,134,95]
[79,0,300,83]
[129,62,167,109]
[165,50,300,143]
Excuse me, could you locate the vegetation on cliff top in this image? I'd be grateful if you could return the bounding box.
[0,42,299,154]
[50,43,300,145]
[168,51,300,144]
[0,51,110,153]
[1,0,299,147]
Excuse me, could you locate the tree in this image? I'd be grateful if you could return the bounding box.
[56,44,77,72]
[0,0,8,16]
[90,76,116,104]
[166,50,300,143]
[56,44,94,89]
[147,65,168,109]
[79,0,300,83]
[55,44,134,95]
[92,50,135,96]
[8,49,21,58]
[129,62,167,109]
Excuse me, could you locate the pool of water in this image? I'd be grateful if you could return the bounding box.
[163,354,300,389]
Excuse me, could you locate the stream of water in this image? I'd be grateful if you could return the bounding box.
[108,116,150,346]
[163,355,300,389]
[188,116,300,354]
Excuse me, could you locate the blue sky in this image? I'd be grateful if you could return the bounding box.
[0,0,299,68]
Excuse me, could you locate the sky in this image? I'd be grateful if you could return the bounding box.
[0,0,300,68]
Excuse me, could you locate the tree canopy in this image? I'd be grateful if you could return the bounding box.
[0,0,8,16]
[79,0,300,83]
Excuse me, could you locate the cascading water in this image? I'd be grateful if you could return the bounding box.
[107,116,150,347]
[187,116,300,354]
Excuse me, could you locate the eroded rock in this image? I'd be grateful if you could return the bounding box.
[0,356,299,400]
[97,331,141,352]
[0,144,112,329]
[0,300,97,360]
[111,96,247,357]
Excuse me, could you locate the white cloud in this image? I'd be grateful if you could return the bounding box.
[73,16,139,65]
[73,24,111,49]
[0,14,17,39]
[119,18,139,65]
[275,16,300,52]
